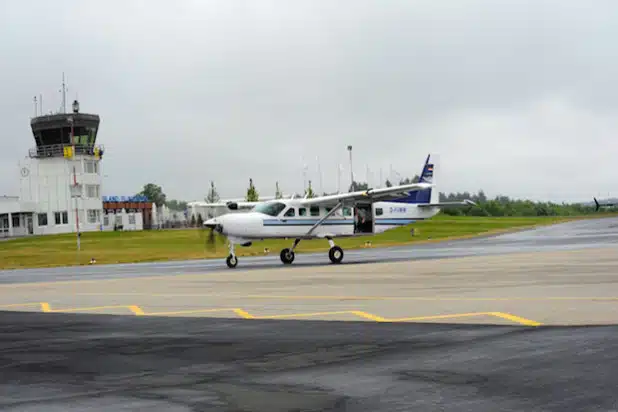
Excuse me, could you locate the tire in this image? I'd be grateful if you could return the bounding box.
[328,246,344,264]
[280,248,295,264]
[226,254,238,268]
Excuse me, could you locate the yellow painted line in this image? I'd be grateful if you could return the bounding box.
[234,309,256,319]
[489,312,543,326]
[129,305,145,316]
[144,307,240,317]
[390,312,493,322]
[40,302,137,314]
[255,310,366,320]
[0,302,41,308]
[350,311,388,322]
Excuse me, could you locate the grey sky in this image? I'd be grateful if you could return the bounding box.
[1,0,618,203]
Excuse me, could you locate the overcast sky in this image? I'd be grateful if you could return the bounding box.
[1,0,618,203]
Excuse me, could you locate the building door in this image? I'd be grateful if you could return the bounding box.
[0,215,8,238]
[26,215,33,235]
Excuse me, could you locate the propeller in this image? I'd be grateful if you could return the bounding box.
[202,219,223,253]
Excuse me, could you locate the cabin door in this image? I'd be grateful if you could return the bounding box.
[354,203,374,234]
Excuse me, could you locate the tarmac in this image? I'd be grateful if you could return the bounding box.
[1,216,618,410]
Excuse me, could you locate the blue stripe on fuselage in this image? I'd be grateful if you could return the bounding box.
[262,217,423,226]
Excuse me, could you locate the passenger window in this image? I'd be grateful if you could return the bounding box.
[325,207,332,213]
[376,208,383,216]
[284,208,295,217]
[299,208,307,216]
[343,207,351,216]
[310,206,320,216]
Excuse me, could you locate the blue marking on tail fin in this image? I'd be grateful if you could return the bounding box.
[390,154,433,204]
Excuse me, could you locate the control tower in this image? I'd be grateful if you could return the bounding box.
[18,84,105,236]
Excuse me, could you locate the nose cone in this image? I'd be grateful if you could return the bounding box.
[204,217,217,229]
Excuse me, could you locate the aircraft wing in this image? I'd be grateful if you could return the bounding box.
[197,201,259,210]
[298,182,434,207]
[417,199,477,208]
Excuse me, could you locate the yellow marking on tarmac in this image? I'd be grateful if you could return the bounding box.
[11,302,542,326]
[489,312,543,326]
[129,305,145,316]
[39,302,138,314]
[0,302,41,308]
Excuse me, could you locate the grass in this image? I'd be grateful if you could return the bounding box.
[1,213,609,270]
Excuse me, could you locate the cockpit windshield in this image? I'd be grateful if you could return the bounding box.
[252,201,287,217]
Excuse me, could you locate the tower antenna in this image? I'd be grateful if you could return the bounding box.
[33,96,37,118]
[60,72,68,113]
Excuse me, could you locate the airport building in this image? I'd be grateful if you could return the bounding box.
[0,98,148,238]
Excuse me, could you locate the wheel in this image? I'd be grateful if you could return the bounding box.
[226,254,238,268]
[280,248,295,264]
[328,246,344,264]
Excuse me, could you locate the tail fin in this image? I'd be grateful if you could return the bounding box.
[391,153,438,204]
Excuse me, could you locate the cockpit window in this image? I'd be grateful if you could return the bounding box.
[253,202,287,217]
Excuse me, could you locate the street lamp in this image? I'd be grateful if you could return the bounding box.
[347,145,353,192]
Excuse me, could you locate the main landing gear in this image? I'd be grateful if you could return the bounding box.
[279,237,344,265]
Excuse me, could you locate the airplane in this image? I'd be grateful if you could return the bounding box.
[593,197,618,211]
[204,153,476,268]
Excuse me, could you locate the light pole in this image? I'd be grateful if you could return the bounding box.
[347,145,353,192]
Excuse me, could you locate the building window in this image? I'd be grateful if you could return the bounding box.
[86,184,100,198]
[84,160,99,174]
[87,209,101,224]
[54,211,69,225]
[115,215,122,225]
[37,213,48,226]
[12,215,20,227]
[128,214,136,225]
[103,216,109,226]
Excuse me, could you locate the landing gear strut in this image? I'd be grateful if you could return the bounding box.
[280,238,300,264]
[226,242,238,268]
[327,237,344,264]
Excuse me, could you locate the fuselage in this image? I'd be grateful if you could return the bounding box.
[211,199,439,241]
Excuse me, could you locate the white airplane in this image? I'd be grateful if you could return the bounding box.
[204,153,475,268]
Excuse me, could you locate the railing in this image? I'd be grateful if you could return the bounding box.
[28,144,105,159]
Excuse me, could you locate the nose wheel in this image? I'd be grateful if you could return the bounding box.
[226,242,238,268]
[226,254,238,268]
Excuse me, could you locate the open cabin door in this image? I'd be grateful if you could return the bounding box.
[353,202,374,234]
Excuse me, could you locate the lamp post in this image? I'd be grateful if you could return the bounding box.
[347,145,353,192]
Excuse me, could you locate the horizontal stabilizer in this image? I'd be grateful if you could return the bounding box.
[417,199,477,208]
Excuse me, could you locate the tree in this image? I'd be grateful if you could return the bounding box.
[166,199,188,211]
[246,178,259,202]
[190,214,196,227]
[196,213,203,227]
[206,181,220,203]
[348,181,368,192]
[275,181,283,199]
[138,183,166,207]
[305,180,316,198]
[385,179,393,187]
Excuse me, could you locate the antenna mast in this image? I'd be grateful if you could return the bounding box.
[33,96,37,117]
[61,72,67,113]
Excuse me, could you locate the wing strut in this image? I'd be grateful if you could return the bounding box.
[303,201,345,238]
